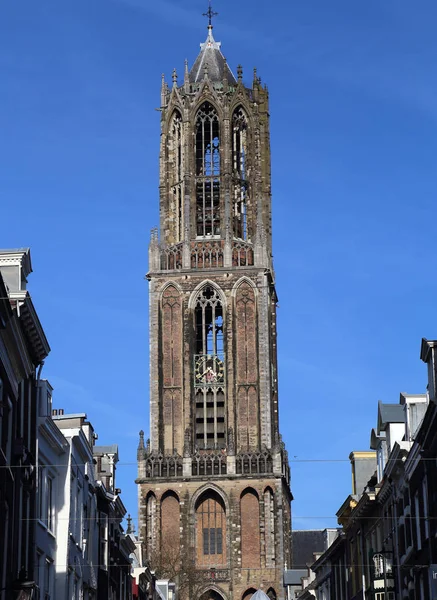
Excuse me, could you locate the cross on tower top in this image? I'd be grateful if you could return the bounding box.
[203,0,218,27]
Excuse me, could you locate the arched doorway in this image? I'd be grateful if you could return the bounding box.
[242,588,257,599]
[199,590,225,600]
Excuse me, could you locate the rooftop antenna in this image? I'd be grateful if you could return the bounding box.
[203,0,218,28]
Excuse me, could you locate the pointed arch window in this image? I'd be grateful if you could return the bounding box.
[195,102,221,237]
[193,285,225,449]
[169,111,184,242]
[194,285,224,357]
[195,490,226,567]
[232,107,248,240]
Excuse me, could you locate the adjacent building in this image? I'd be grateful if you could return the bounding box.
[297,338,437,600]
[136,12,292,600]
[284,529,341,600]
[49,410,100,599]
[94,444,135,600]
[0,246,138,599]
[0,248,50,599]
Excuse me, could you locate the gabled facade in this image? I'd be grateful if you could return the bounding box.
[137,15,291,600]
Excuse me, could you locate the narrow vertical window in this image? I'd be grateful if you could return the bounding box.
[146,493,157,559]
[47,476,53,531]
[45,559,53,600]
[232,107,248,240]
[414,491,421,550]
[195,102,221,236]
[169,112,184,242]
[194,285,225,449]
[264,487,276,567]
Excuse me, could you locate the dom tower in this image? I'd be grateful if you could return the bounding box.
[137,8,292,600]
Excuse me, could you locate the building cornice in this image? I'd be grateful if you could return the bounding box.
[18,295,50,364]
[39,416,69,454]
[382,441,411,483]
[336,494,359,526]
[7,312,34,379]
[404,441,421,479]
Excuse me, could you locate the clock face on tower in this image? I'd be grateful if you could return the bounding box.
[194,355,224,385]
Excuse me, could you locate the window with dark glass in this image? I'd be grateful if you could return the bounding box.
[203,527,223,555]
[195,102,221,236]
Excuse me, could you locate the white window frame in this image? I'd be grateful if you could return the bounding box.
[44,557,53,600]
[38,464,55,532]
[47,475,54,532]
[423,478,429,540]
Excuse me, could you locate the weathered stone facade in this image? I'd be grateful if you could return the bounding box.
[137,22,292,600]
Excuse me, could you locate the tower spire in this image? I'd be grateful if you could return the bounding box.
[203,0,218,28]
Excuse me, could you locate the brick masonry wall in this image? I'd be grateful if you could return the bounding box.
[138,475,291,600]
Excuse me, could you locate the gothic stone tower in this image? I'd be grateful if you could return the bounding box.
[137,18,292,600]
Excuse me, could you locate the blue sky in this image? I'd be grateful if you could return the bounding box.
[1,0,437,533]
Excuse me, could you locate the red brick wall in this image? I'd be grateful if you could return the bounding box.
[241,489,260,568]
[161,286,183,453]
[235,282,259,451]
[161,491,180,552]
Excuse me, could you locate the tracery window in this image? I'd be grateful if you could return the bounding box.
[195,102,221,237]
[169,111,184,242]
[195,491,226,567]
[194,285,225,449]
[232,107,248,240]
[195,285,224,357]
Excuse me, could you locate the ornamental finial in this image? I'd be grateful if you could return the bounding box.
[203,0,218,28]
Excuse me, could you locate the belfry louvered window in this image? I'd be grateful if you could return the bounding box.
[169,111,184,242]
[232,107,248,240]
[193,285,225,449]
[195,102,221,237]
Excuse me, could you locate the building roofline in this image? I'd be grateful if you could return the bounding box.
[52,413,87,420]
